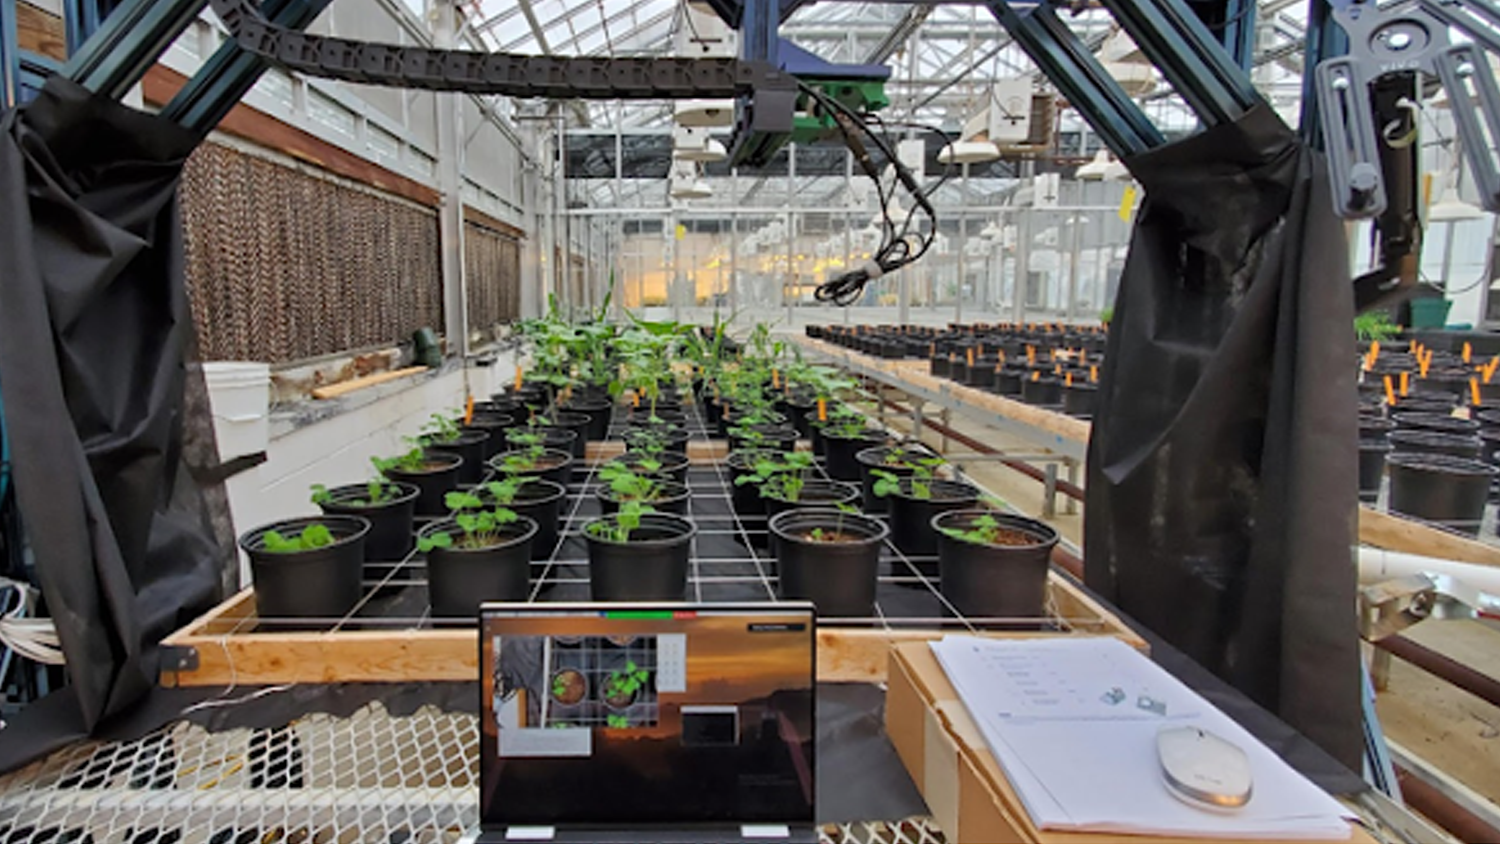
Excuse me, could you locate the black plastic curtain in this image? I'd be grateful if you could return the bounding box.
[0,79,225,739]
[1085,104,1364,770]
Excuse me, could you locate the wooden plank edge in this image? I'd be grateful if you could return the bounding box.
[1358,505,1500,567]
[311,366,428,400]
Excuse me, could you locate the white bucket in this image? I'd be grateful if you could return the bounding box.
[202,361,271,461]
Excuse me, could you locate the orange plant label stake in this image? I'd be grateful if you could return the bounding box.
[772,369,780,389]
[1065,372,1074,387]
[514,368,524,391]
[1031,371,1041,382]
[464,395,475,425]
[816,398,827,422]
[632,392,640,408]
[1090,365,1099,383]
[966,348,975,368]
[1473,378,1483,407]
[1027,345,1037,365]
[1465,342,1473,363]
[1384,375,1397,406]
[1488,357,1500,383]
[1400,371,1410,397]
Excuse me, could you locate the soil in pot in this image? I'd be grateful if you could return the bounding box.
[1359,441,1391,503]
[382,452,464,517]
[583,512,696,600]
[490,448,576,487]
[239,515,369,619]
[551,668,587,706]
[823,430,888,481]
[886,478,982,572]
[425,430,491,486]
[770,508,888,618]
[1388,452,1496,536]
[933,510,1058,619]
[420,516,538,617]
[315,481,420,580]
[598,480,691,516]
[1388,429,1483,460]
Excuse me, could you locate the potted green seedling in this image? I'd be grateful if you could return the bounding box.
[934,506,1059,620]
[582,501,696,600]
[376,441,464,517]
[417,493,538,617]
[853,443,941,514]
[873,458,980,568]
[818,408,887,481]
[738,451,860,525]
[491,428,576,486]
[475,475,568,561]
[505,414,581,458]
[551,668,587,706]
[422,412,491,485]
[596,462,690,515]
[312,467,420,579]
[770,503,888,618]
[605,450,691,484]
[621,419,689,456]
[238,515,370,619]
[602,660,651,710]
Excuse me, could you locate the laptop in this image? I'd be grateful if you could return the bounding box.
[471,602,819,844]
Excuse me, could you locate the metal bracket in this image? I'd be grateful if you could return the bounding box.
[160,644,200,673]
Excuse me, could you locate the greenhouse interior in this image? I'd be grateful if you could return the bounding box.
[6,0,1500,840]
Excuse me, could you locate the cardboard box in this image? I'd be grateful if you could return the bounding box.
[884,641,1372,844]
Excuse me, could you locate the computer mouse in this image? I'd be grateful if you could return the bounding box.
[1157,725,1253,811]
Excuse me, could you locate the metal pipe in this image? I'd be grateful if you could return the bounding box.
[1374,635,1500,712]
[1394,763,1500,844]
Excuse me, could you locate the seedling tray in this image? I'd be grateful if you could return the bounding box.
[161,402,1145,688]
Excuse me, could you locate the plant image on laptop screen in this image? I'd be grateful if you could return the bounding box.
[480,605,816,828]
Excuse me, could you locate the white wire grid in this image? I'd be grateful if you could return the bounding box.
[0,700,947,843]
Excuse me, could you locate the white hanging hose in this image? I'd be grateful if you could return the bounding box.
[0,577,66,666]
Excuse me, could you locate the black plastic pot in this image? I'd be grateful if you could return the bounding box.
[770,509,888,618]
[823,430,888,481]
[462,413,514,461]
[1019,375,1062,406]
[933,511,1057,619]
[855,445,934,513]
[1391,398,1459,415]
[1388,452,1496,536]
[549,412,592,459]
[1391,412,1481,436]
[728,449,776,522]
[886,479,981,565]
[607,451,691,483]
[786,400,816,438]
[1358,416,1396,440]
[490,448,576,487]
[561,399,613,442]
[622,425,690,456]
[421,516,538,617]
[425,430,490,486]
[597,480,690,515]
[1062,383,1098,418]
[583,512,696,600]
[1359,441,1390,503]
[761,479,861,524]
[482,478,567,560]
[382,452,463,517]
[985,369,1021,397]
[1388,429,1483,460]
[315,482,419,567]
[239,515,369,619]
[506,426,579,461]
[730,423,799,453]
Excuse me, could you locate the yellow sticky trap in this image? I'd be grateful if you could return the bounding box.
[464,395,475,425]
[817,398,827,422]
[675,224,686,240]
[1118,184,1138,222]
[1384,375,1397,406]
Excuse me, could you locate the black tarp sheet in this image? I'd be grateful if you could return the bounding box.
[0,79,226,736]
[1086,104,1364,770]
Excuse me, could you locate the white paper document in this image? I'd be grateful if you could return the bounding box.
[929,637,1354,840]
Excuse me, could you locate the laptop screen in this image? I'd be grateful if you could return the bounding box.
[479,602,816,828]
